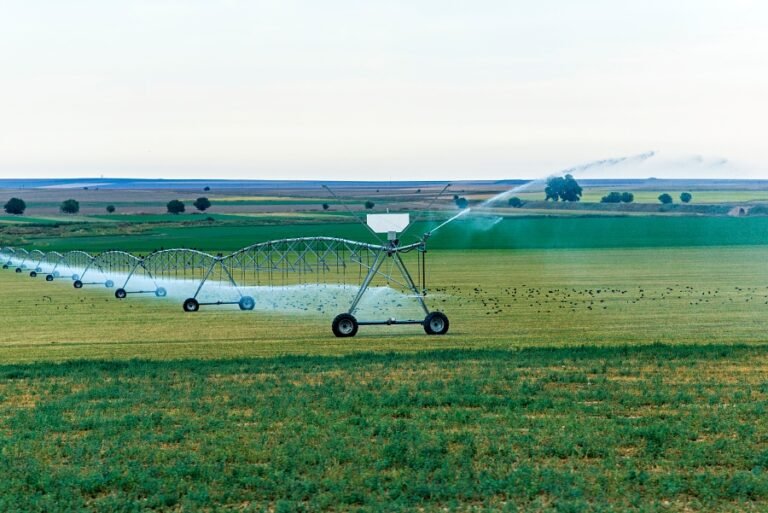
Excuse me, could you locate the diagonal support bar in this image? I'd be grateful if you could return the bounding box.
[347,250,386,314]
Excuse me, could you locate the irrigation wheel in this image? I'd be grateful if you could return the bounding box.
[15,268,21,273]
[423,312,449,335]
[73,280,83,289]
[29,271,37,278]
[183,298,200,312]
[45,275,54,282]
[105,280,114,288]
[238,296,255,310]
[332,313,358,338]
[115,288,127,299]
[155,287,167,298]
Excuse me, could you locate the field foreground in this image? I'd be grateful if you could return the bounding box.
[1,245,768,511]
[1,347,767,512]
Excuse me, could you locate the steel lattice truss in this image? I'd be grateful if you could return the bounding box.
[225,237,393,286]
[52,251,94,281]
[0,236,449,336]
[39,251,63,270]
[76,251,145,291]
[4,248,27,271]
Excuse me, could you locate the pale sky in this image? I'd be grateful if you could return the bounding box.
[0,1,765,180]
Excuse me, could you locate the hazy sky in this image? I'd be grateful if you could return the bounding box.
[0,1,765,180]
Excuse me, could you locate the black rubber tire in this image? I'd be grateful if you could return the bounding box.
[423,311,449,335]
[105,280,114,288]
[15,268,21,273]
[29,271,37,278]
[238,295,255,311]
[183,298,200,312]
[2,265,7,269]
[72,274,80,281]
[115,288,127,299]
[45,275,54,282]
[332,313,358,337]
[73,280,83,289]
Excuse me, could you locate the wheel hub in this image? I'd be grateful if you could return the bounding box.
[339,320,354,334]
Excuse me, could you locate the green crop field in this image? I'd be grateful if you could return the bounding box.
[2,346,767,512]
[2,237,768,511]
[7,215,768,254]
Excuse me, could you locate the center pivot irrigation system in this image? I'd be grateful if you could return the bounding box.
[0,205,450,337]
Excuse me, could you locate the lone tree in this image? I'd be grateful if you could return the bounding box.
[60,198,80,214]
[508,197,524,208]
[601,192,623,203]
[106,205,116,213]
[364,200,375,210]
[193,197,211,212]
[3,197,26,215]
[322,203,330,211]
[658,193,673,205]
[454,196,469,209]
[203,186,210,192]
[680,192,692,203]
[621,192,634,203]
[167,199,185,214]
[545,174,582,202]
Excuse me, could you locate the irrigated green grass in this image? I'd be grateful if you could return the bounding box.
[0,215,69,225]
[1,347,767,512]
[9,215,768,253]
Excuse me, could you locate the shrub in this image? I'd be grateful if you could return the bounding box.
[658,193,673,205]
[601,192,623,203]
[680,192,692,203]
[508,197,524,208]
[3,197,26,215]
[167,200,185,214]
[455,197,469,209]
[106,205,116,213]
[193,197,211,212]
[60,199,80,214]
[364,201,375,210]
[621,192,634,203]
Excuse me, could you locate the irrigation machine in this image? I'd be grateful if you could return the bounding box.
[0,200,451,337]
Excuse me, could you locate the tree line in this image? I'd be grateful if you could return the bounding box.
[2,197,216,215]
[445,175,695,210]
[1,185,697,217]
